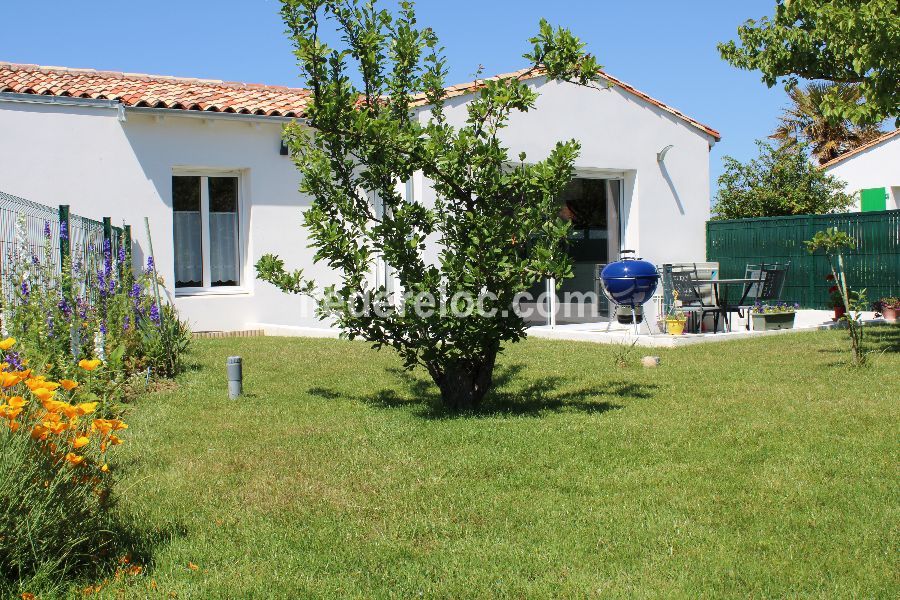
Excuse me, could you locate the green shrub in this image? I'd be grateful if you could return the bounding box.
[0,345,128,588]
[3,216,191,385]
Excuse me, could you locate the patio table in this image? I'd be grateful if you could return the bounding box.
[692,278,761,332]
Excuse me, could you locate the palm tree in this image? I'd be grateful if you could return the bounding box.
[772,82,884,164]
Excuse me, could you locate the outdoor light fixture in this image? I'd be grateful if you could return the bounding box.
[657,144,674,162]
[279,139,289,156]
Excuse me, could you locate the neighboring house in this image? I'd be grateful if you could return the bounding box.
[821,128,900,212]
[0,61,719,333]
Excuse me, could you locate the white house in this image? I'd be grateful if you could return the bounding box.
[821,128,900,212]
[0,61,719,334]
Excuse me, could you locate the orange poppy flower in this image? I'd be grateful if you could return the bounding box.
[76,402,99,416]
[60,379,79,391]
[32,388,55,402]
[73,436,90,449]
[0,373,19,388]
[65,452,85,466]
[48,422,69,435]
[78,359,102,371]
[41,398,68,413]
[9,420,19,432]
[8,396,27,409]
[0,337,15,351]
[31,424,49,440]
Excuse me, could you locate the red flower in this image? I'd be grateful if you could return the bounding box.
[829,285,839,293]
[825,274,836,281]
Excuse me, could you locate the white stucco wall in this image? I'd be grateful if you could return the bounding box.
[824,133,900,211]
[0,76,715,333]
[0,99,329,332]
[418,76,715,266]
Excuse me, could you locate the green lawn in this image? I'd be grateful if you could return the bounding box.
[86,328,898,598]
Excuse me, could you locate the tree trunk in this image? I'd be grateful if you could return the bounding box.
[431,353,498,411]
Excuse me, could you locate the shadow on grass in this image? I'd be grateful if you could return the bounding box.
[111,518,188,574]
[817,323,900,358]
[310,363,656,419]
[868,324,900,353]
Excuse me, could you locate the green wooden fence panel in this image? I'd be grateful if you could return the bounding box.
[707,210,900,309]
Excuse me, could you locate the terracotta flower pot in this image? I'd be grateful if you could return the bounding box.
[882,307,898,323]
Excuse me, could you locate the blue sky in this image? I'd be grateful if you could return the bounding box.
[2,0,788,197]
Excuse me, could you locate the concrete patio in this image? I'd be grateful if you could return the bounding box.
[527,310,888,347]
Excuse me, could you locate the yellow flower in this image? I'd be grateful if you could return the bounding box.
[8,396,27,409]
[65,452,85,466]
[32,388,55,402]
[73,436,90,449]
[100,463,109,473]
[78,359,102,371]
[0,337,15,351]
[60,379,79,391]
[76,402,98,416]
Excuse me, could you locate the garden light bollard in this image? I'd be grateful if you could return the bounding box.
[226,356,243,399]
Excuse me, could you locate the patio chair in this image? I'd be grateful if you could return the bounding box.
[725,262,791,330]
[667,270,726,333]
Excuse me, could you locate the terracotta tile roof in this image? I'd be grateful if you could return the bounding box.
[0,61,720,141]
[411,66,721,141]
[0,62,311,117]
[820,128,900,169]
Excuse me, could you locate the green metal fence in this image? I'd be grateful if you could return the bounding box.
[0,189,131,306]
[706,210,900,309]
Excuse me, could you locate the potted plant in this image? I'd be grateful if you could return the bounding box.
[874,297,899,323]
[665,291,688,335]
[826,274,845,320]
[751,302,798,331]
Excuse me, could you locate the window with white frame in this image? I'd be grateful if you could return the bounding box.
[173,174,241,289]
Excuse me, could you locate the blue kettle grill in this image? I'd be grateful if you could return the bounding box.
[599,250,660,330]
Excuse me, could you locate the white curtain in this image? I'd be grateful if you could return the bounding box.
[174,212,202,286]
[209,212,239,285]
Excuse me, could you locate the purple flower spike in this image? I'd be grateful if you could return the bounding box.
[43,220,51,239]
[60,221,68,241]
[149,302,161,326]
[146,256,155,273]
[57,298,72,319]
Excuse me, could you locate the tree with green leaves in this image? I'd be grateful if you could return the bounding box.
[771,82,885,164]
[713,140,854,219]
[257,0,603,410]
[719,0,899,126]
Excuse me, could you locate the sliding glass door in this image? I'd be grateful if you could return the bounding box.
[519,177,623,325]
